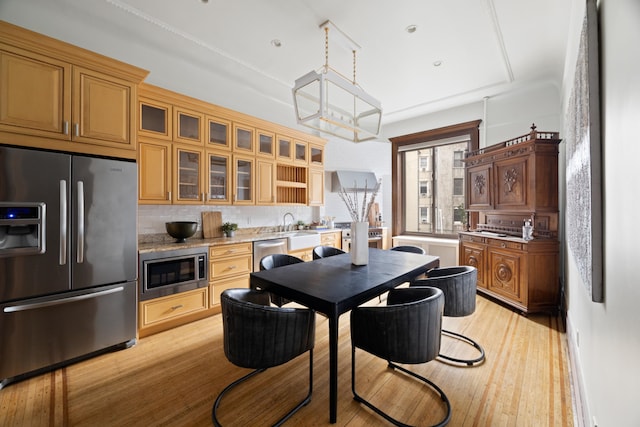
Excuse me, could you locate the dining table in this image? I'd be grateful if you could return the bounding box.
[250,248,440,424]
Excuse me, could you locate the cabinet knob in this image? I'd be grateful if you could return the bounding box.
[170,304,183,310]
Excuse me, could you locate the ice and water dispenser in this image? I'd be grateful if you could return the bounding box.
[0,203,45,256]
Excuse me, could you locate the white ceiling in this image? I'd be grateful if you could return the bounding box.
[1,0,574,138]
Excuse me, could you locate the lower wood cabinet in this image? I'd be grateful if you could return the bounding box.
[459,232,559,314]
[320,231,342,249]
[138,287,209,338]
[288,247,313,262]
[209,242,252,309]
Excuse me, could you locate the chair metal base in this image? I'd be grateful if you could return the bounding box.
[212,350,313,427]
[352,349,451,427]
[438,329,486,366]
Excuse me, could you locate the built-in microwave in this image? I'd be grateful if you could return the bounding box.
[139,246,208,301]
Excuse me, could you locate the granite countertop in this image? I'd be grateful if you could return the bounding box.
[138,228,342,254]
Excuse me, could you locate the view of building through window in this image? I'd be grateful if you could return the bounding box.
[403,141,468,236]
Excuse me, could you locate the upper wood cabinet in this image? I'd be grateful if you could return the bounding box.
[309,143,325,167]
[308,167,324,206]
[233,154,254,205]
[136,83,326,206]
[276,135,294,163]
[174,106,204,145]
[139,97,172,140]
[205,149,232,204]
[293,139,308,165]
[256,158,276,205]
[233,123,255,154]
[0,21,148,159]
[138,137,172,204]
[174,144,204,204]
[207,116,231,150]
[256,129,275,158]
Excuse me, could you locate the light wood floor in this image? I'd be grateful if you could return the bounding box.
[0,294,574,426]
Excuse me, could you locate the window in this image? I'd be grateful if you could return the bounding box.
[453,178,464,196]
[419,156,430,171]
[454,150,464,168]
[419,180,429,197]
[420,207,430,224]
[390,120,480,238]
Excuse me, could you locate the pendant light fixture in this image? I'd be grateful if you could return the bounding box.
[292,20,382,142]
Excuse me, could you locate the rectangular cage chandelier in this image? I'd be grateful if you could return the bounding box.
[292,20,382,143]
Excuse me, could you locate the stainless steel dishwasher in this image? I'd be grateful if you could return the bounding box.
[253,238,288,271]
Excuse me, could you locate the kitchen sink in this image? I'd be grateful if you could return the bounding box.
[286,231,321,251]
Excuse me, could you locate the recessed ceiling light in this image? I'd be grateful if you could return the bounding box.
[433,60,443,67]
[271,39,282,48]
[405,25,417,34]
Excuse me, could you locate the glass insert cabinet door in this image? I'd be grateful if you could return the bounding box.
[277,136,292,162]
[208,117,231,150]
[207,151,230,204]
[234,156,254,204]
[175,147,202,202]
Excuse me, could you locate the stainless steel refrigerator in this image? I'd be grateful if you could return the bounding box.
[0,145,137,388]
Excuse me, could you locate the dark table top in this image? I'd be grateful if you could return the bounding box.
[250,248,440,315]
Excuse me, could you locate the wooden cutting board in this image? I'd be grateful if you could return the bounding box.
[202,211,223,238]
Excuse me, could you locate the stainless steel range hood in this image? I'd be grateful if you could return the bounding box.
[331,170,378,192]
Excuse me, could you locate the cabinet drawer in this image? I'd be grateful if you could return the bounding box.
[460,234,486,244]
[140,287,208,327]
[321,232,340,246]
[209,242,252,258]
[210,254,252,280]
[210,275,250,306]
[488,239,523,251]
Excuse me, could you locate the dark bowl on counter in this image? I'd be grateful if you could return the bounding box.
[166,221,198,243]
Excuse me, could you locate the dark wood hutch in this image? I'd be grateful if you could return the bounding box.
[459,125,561,314]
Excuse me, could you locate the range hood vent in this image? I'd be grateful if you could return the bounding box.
[331,171,378,192]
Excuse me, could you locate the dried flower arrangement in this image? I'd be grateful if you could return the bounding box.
[337,179,381,223]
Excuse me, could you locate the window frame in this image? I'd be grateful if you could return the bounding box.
[390,120,481,238]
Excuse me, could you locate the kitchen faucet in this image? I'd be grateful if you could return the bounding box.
[283,212,294,232]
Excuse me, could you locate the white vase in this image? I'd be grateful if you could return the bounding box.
[351,221,369,265]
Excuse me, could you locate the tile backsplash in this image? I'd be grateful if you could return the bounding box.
[138,204,316,237]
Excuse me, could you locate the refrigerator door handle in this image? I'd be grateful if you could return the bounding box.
[77,180,85,264]
[3,286,125,313]
[59,180,67,265]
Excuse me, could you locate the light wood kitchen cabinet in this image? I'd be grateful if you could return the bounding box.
[136,83,326,206]
[233,123,255,154]
[138,287,209,338]
[0,27,146,160]
[257,158,276,205]
[138,137,172,204]
[309,142,325,167]
[293,139,308,164]
[174,144,204,204]
[276,135,294,163]
[321,231,342,249]
[174,106,204,145]
[257,129,275,158]
[288,247,313,262]
[205,149,232,204]
[207,116,231,150]
[308,167,325,206]
[233,154,254,204]
[209,243,252,308]
[139,97,172,140]
[460,126,561,314]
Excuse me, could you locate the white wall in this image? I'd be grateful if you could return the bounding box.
[561,0,640,425]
